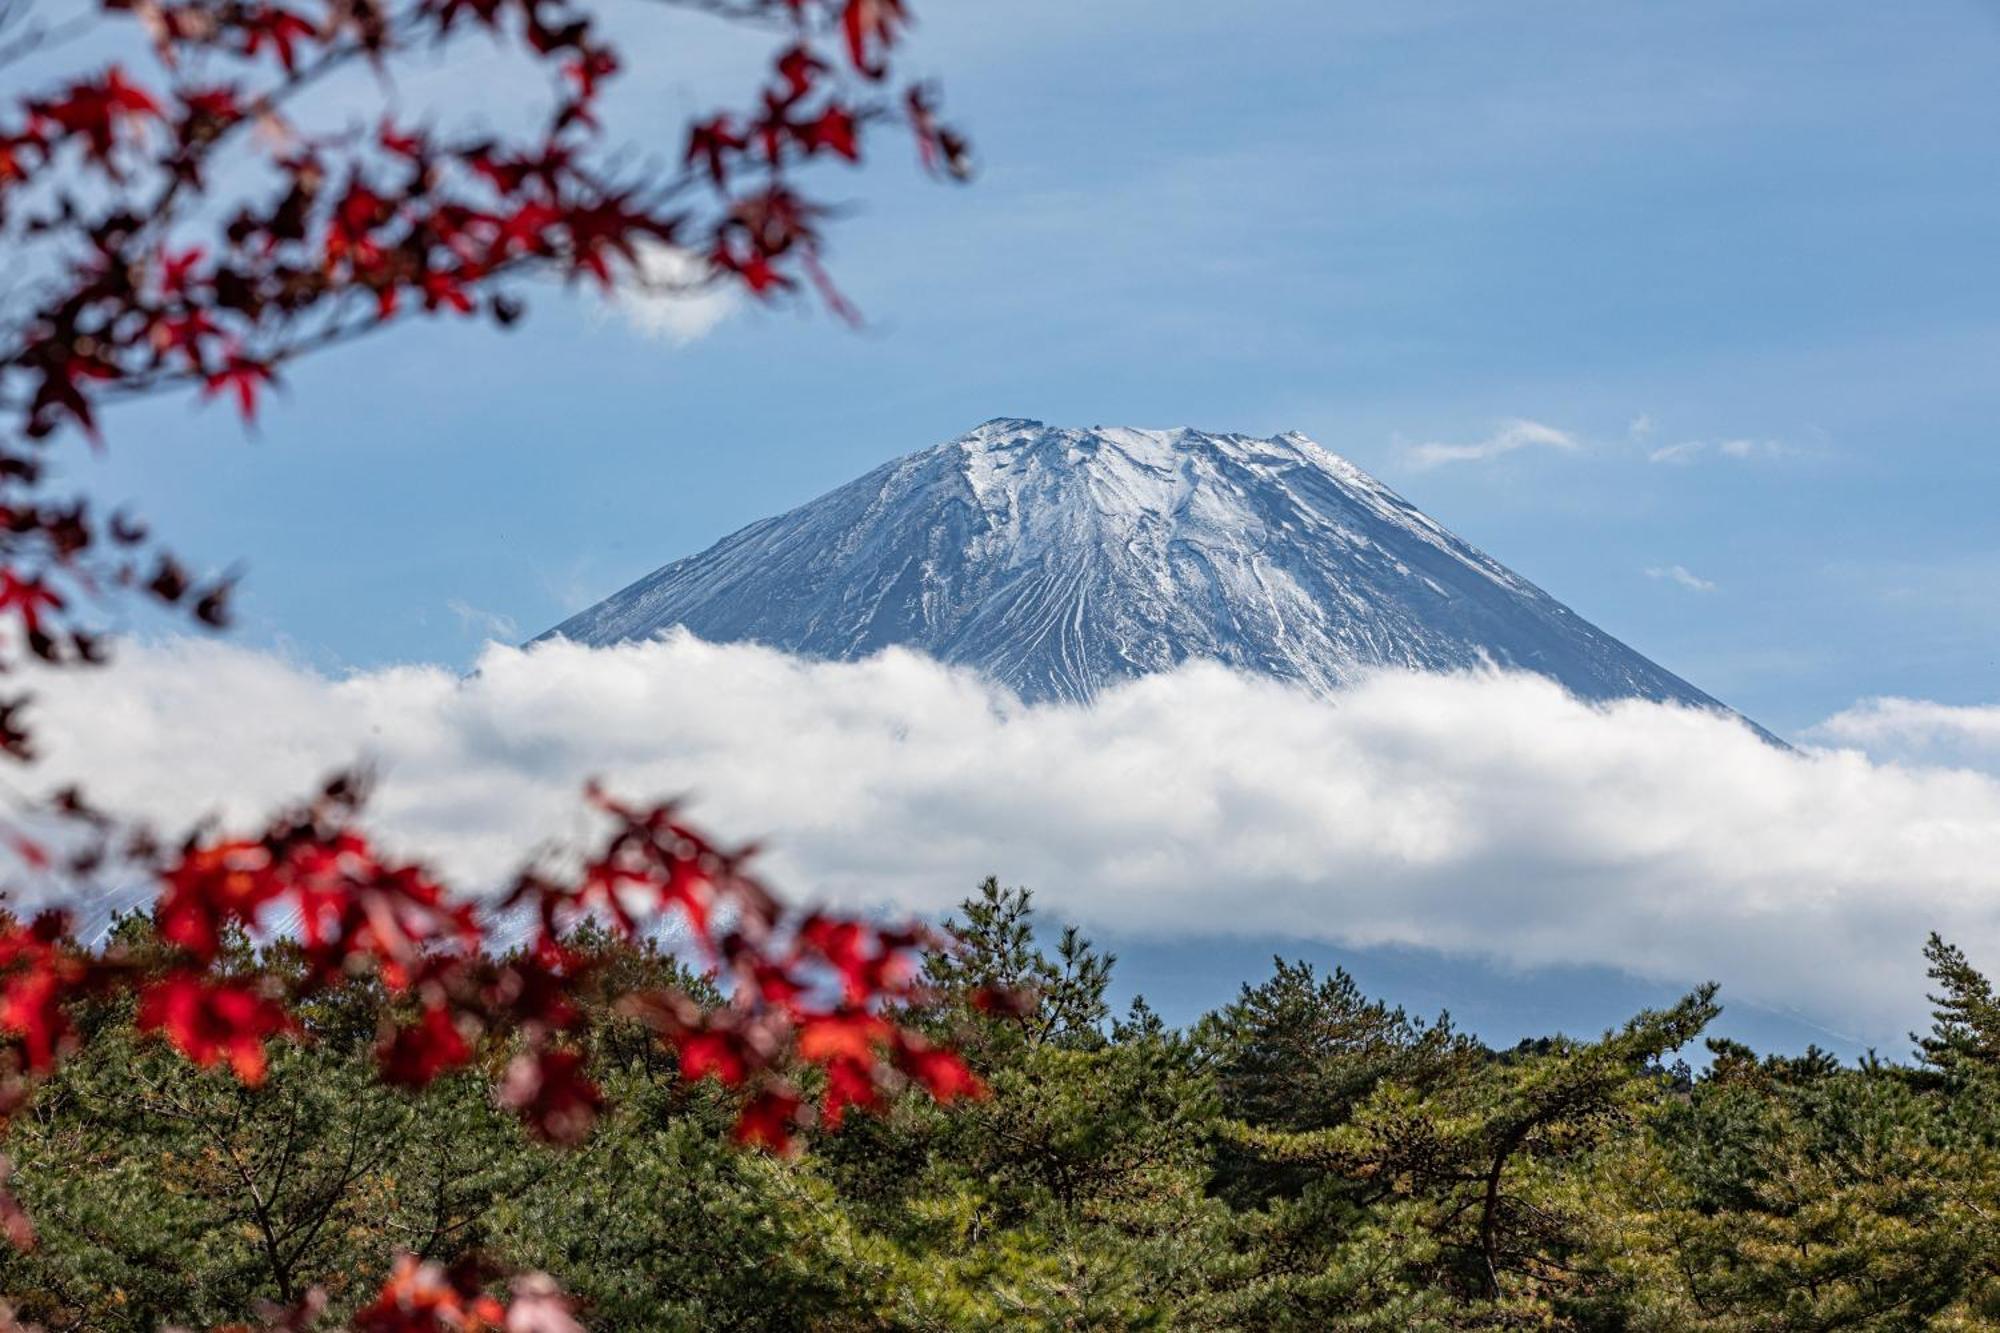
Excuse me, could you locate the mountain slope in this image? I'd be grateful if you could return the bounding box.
[539,418,1738,717]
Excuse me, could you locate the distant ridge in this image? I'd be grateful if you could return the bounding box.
[539,418,1757,729]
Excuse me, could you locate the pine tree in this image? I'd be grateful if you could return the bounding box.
[1916,933,2000,1073]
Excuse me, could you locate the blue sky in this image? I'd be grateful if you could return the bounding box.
[73,0,2000,735]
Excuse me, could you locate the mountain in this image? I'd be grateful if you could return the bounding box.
[538,418,1744,720]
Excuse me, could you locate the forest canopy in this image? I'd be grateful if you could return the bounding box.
[4,879,1997,1331]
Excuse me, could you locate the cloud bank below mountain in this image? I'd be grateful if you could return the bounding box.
[28,633,2000,1045]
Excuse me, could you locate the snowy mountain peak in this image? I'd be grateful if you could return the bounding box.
[538,419,1745,725]
[933,420,1529,598]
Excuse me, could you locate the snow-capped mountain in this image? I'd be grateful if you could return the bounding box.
[539,418,1739,718]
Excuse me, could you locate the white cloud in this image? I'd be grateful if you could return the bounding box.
[1646,440,1706,465]
[1648,437,1792,465]
[446,599,520,642]
[25,634,2000,1045]
[1810,698,2000,769]
[603,241,740,346]
[1403,419,1581,469]
[1646,564,1717,593]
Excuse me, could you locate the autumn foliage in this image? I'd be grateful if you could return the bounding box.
[4,773,988,1162]
[0,0,977,1324]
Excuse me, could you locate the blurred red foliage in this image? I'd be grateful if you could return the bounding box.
[0,0,978,1322]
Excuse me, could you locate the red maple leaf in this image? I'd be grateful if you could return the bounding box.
[675,1027,751,1087]
[797,105,859,162]
[153,309,222,365]
[798,914,921,1005]
[326,181,393,269]
[732,1086,804,1152]
[378,1002,475,1087]
[723,937,808,1008]
[493,200,563,258]
[563,45,619,101]
[156,838,283,962]
[840,0,908,79]
[421,269,477,314]
[156,245,206,296]
[558,194,675,287]
[524,790,773,947]
[820,1054,880,1128]
[289,848,479,991]
[239,6,319,74]
[179,85,245,124]
[0,573,64,637]
[905,83,970,179]
[0,131,43,186]
[137,970,294,1085]
[893,1033,984,1104]
[31,66,161,164]
[27,351,120,440]
[378,120,430,161]
[684,115,744,187]
[0,967,67,1074]
[796,1007,889,1064]
[0,913,84,1074]
[353,1253,506,1332]
[498,1048,602,1145]
[486,948,585,1033]
[201,354,277,422]
[774,44,826,101]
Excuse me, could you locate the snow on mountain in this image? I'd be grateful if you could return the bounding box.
[538,418,1744,720]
